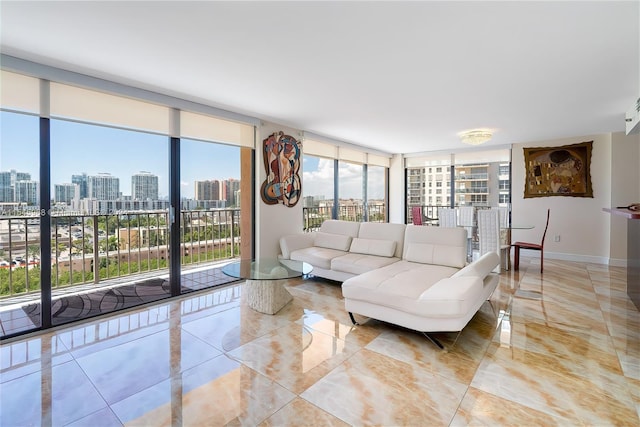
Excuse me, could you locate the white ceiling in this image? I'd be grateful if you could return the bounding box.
[1,1,638,155]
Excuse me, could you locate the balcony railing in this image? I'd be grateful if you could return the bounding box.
[455,173,489,180]
[302,203,386,231]
[0,209,241,301]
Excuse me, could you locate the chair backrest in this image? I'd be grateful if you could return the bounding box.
[411,206,423,225]
[458,206,475,227]
[477,209,501,273]
[540,208,551,246]
[458,206,475,237]
[478,209,500,255]
[491,206,509,228]
[438,207,458,228]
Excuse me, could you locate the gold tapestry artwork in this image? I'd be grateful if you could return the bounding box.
[523,141,593,198]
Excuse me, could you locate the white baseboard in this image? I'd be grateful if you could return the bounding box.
[518,249,622,266]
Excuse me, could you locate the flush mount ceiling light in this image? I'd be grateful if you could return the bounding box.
[460,130,492,145]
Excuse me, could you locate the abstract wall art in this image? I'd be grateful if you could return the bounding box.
[260,131,302,207]
[523,141,593,198]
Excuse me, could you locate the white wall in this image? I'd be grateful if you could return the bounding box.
[609,131,640,264]
[511,133,614,264]
[255,122,304,258]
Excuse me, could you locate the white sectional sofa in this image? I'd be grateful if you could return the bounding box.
[279,220,406,282]
[279,220,500,348]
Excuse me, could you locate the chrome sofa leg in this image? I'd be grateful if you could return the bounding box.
[422,332,445,349]
[348,312,359,325]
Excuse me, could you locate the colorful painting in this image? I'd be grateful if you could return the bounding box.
[523,141,593,198]
[260,131,302,207]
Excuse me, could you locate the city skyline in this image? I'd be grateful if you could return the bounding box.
[0,112,241,199]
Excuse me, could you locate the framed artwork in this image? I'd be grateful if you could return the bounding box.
[260,131,302,207]
[523,141,593,198]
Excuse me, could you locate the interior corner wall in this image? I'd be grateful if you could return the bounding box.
[388,154,405,224]
[254,122,304,258]
[510,133,613,264]
[609,131,640,264]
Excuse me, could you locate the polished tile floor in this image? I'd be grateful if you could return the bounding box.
[1,257,638,426]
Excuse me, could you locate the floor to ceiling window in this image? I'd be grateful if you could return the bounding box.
[366,164,387,222]
[405,149,511,222]
[302,155,335,230]
[338,160,364,221]
[179,139,243,292]
[302,140,389,227]
[0,69,255,338]
[48,119,171,327]
[0,111,41,335]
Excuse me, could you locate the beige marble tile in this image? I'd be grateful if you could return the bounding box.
[301,348,468,426]
[259,397,350,427]
[111,355,295,426]
[471,342,639,424]
[227,322,361,394]
[365,329,482,384]
[627,377,640,419]
[451,386,569,426]
[510,296,609,334]
[498,319,624,381]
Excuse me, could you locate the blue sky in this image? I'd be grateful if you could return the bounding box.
[1,112,240,198]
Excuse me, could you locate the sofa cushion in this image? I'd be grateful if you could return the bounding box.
[313,231,352,251]
[319,219,361,237]
[290,247,347,270]
[342,260,459,304]
[349,238,397,257]
[331,253,400,275]
[342,261,482,318]
[404,242,466,269]
[402,225,467,268]
[452,252,500,279]
[357,222,406,258]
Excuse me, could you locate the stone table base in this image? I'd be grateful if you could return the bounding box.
[245,279,293,314]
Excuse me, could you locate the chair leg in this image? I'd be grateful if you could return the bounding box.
[540,250,543,273]
[514,245,520,270]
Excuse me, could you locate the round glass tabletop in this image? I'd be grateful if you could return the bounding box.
[222,258,313,281]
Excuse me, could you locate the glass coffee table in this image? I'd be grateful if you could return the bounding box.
[222,258,313,314]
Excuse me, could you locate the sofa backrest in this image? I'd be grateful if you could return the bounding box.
[319,220,361,237]
[355,222,406,258]
[402,225,467,268]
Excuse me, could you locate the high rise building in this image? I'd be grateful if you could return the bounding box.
[71,173,88,199]
[226,178,240,206]
[0,170,33,203]
[194,180,220,201]
[131,171,159,201]
[0,171,13,202]
[14,180,39,205]
[54,183,77,204]
[11,169,31,185]
[88,173,119,200]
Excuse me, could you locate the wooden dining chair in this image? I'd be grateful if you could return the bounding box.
[513,209,550,273]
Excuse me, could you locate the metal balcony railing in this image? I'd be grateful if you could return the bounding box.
[302,203,386,231]
[0,208,241,301]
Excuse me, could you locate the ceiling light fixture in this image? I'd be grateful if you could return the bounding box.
[460,130,492,146]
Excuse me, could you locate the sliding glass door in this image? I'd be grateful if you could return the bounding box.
[49,120,171,326]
